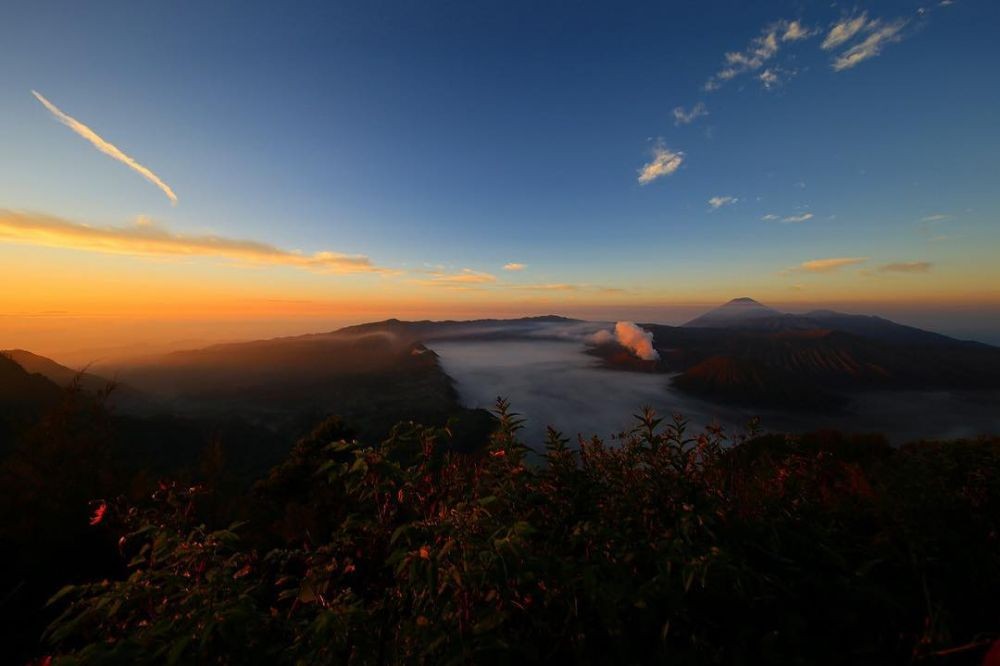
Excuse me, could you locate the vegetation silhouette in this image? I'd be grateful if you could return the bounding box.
[5,391,997,665]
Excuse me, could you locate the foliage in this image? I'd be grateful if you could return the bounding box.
[29,401,1000,664]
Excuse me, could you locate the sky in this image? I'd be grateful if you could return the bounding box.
[2,0,999,360]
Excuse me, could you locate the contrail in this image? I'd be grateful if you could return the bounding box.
[32,90,178,205]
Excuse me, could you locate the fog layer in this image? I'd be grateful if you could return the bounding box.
[432,339,1000,448]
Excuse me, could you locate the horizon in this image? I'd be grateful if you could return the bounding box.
[6,295,1000,369]
[3,1,1000,360]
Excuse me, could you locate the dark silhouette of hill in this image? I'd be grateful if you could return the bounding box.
[0,353,63,409]
[3,349,110,392]
[0,353,63,449]
[2,349,150,412]
[112,331,497,444]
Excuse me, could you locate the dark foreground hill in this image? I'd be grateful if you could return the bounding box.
[0,353,63,450]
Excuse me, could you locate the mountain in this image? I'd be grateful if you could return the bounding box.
[3,349,150,412]
[110,325,499,444]
[0,353,63,411]
[683,299,984,348]
[634,299,1000,409]
[684,297,781,328]
[0,353,63,449]
[3,349,112,393]
[671,354,838,409]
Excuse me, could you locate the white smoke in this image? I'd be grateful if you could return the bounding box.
[590,322,660,361]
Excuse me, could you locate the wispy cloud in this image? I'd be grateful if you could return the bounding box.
[32,91,178,205]
[781,20,812,42]
[831,18,908,71]
[708,195,738,210]
[758,69,780,89]
[637,142,684,184]
[510,283,626,294]
[0,209,392,274]
[793,257,868,273]
[510,283,581,292]
[503,262,526,271]
[921,213,951,222]
[704,20,814,91]
[821,13,872,50]
[672,102,708,126]
[880,261,932,273]
[412,268,498,288]
[762,212,813,223]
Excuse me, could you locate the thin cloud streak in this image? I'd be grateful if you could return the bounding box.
[0,210,392,275]
[411,268,498,288]
[880,261,932,273]
[832,19,908,71]
[673,102,708,126]
[822,14,871,50]
[794,257,868,273]
[503,263,526,271]
[32,90,178,205]
[708,196,737,210]
[704,20,813,91]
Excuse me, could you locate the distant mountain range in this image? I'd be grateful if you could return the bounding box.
[683,298,976,347]
[628,298,1000,409]
[4,303,998,436]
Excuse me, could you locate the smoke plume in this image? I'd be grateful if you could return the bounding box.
[591,322,660,361]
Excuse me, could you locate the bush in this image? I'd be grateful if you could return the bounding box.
[38,401,1000,665]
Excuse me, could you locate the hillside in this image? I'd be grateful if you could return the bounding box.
[110,332,493,443]
[583,299,1000,409]
[2,349,109,391]
[0,353,63,448]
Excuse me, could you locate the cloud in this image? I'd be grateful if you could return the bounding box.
[0,209,392,274]
[782,20,812,41]
[32,91,178,205]
[761,214,780,221]
[413,268,497,288]
[794,257,868,273]
[704,20,813,91]
[589,322,660,361]
[821,13,872,50]
[637,143,684,184]
[511,283,581,292]
[921,213,951,222]
[781,212,813,223]
[831,19,908,71]
[507,283,625,294]
[758,69,780,89]
[708,195,738,210]
[879,261,932,273]
[503,262,526,271]
[672,102,708,126]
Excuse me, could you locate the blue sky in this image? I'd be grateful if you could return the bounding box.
[1,0,999,353]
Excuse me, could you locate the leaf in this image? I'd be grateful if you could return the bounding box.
[166,636,191,665]
[45,584,77,607]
